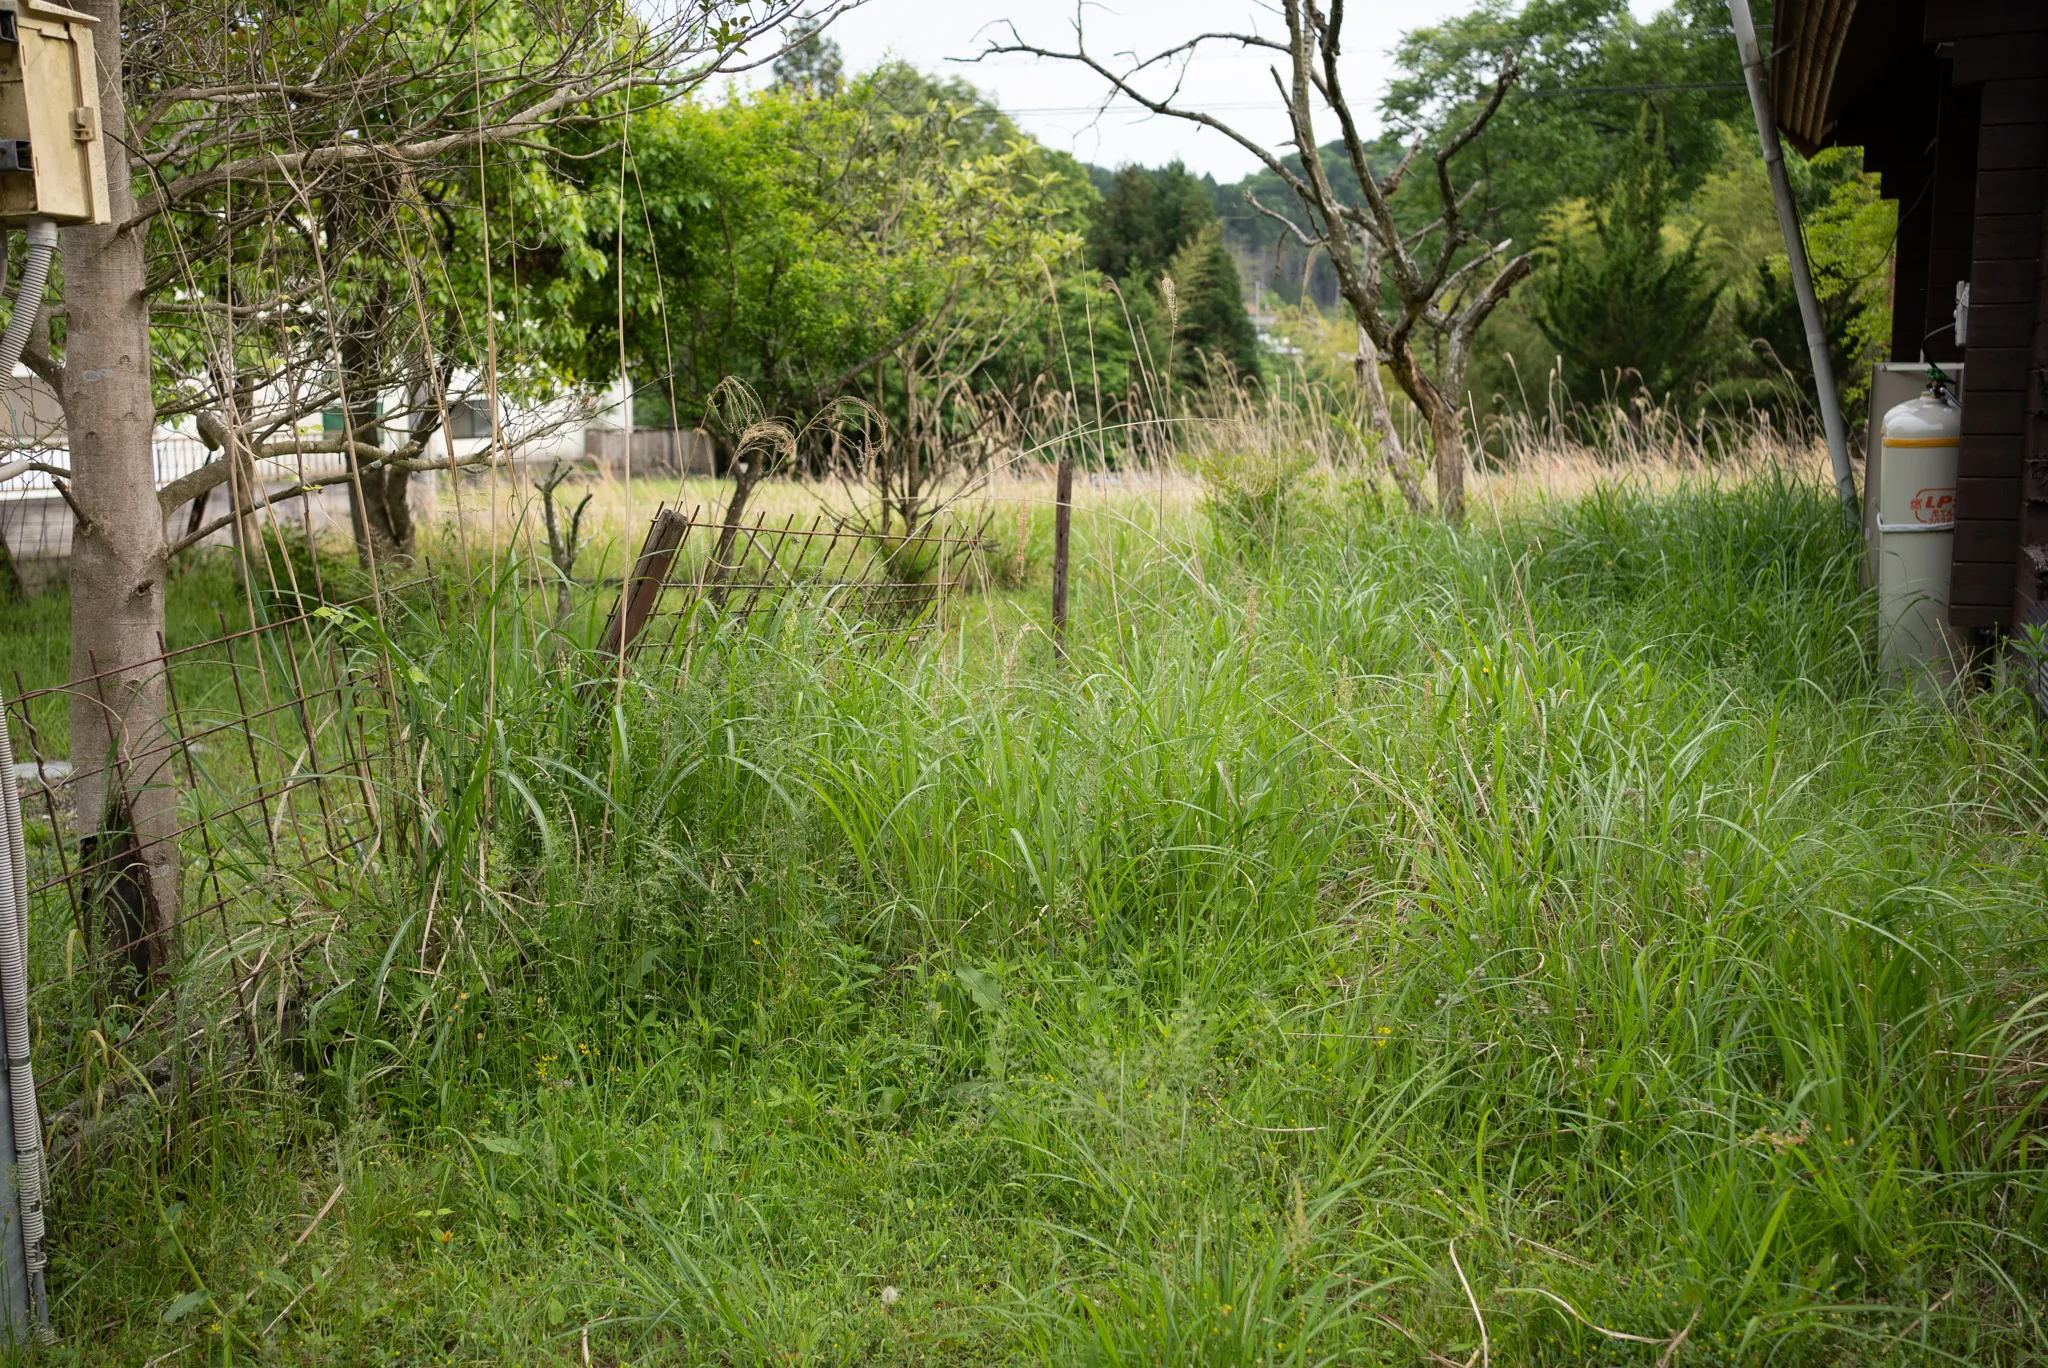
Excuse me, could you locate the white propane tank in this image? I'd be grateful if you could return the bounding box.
[1874,383,1961,685]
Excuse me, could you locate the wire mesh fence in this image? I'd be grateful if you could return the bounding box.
[4,509,981,1150]
[5,588,413,1149]
[598,506,984,659]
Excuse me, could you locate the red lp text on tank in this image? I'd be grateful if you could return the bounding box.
[1910,488,1955,526]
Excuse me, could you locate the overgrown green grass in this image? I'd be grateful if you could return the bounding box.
[28,468,2048,1365]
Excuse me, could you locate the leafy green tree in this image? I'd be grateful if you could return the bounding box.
[52,0,792,994]
[1090,164,1214,280]
[860,61,1031,161]
[140,0,645,563]
[1705,261,1863,423]
[578,65,1085,524]
[1531,119,1723,406]
[1216,1,1748,317]
[1690,128,1894,430]
[1381,0,1748,252]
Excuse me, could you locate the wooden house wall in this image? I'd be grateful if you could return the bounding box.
[1926,4,2048,630]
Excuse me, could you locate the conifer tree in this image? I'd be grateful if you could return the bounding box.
[773,15,845,98]
[1533,117,1723,406]
[1088,164,1261,386]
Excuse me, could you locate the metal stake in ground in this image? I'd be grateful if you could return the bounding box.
[1050,455,1074,658]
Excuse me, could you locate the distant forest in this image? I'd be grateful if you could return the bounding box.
[550,0,1888,449]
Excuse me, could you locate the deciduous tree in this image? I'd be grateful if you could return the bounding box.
[43,0,837,985]
[987,1,1530,520]
[585,65,1083,532]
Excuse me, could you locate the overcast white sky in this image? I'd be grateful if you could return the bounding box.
[731,1,1670,182]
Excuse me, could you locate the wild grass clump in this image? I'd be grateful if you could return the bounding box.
[30,458,2048,1366]
[1179,373,1341,551]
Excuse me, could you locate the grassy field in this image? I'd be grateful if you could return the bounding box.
[17,458,2048,1365]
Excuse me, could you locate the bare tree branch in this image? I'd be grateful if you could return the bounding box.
[0,459,75,486]
[992,0,1527,521]
[1242,190,1324,249]
[153,437,437,515]
[975,16,1316,204]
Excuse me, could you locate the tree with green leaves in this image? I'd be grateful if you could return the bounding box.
[1531,118,1723,408]
[772,14,845,98]
[1090,164,1215,282]
[1213,1,1747,318]
[1690,128,1894,431]
[39,0,823,988]
[1381,0,1748,253]
[581,65,1085,530]
[121,0,810,568]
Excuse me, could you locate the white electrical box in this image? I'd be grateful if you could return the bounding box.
[0,0,108,225]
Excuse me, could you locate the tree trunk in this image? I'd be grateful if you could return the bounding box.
[62,0,179,984]
[1381,340,1469,525]
[359,465,415,562]
[1355,327,1425,515]
[338,296,415,566]
[0,527,22,603]
[705,460,762,610]
[1428,398,1468,525]
[341,374,414,565]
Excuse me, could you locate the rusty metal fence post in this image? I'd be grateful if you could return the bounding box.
[1050,454,1074,658]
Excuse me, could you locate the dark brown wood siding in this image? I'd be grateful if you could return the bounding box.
[2015,147,2048,625]
[1926,3,2047,631]
[1840,42,1942,360]
[1923,79,1978,365]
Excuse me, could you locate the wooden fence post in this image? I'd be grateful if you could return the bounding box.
[1050,454,1074,658]
[597,507,687,660]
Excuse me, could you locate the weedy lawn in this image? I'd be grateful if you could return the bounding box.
[29,465,2048,1366]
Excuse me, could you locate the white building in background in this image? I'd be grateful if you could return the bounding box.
[580,374,719,477]
[0,368,605,577]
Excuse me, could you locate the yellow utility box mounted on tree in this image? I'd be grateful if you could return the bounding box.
[0,0,106,226]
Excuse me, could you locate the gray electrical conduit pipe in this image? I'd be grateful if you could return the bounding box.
[0,218,58,1341]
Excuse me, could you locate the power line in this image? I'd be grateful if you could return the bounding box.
[998,80,1746,119]
[1000,101,1279,116]
[1518,80,1746,97]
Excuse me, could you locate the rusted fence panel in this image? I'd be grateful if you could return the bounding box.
[598,506,981,658]
[5,508,981,1148]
